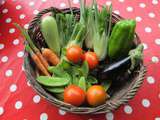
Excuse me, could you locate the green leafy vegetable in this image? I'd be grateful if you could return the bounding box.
[78,77,87,91]
[101,80,112,92]
[78,61,89,78]
[87,76,98,84]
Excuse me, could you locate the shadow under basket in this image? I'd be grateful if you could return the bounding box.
[24,7,147,114]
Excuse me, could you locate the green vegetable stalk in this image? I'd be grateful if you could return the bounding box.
[129,44,144,72]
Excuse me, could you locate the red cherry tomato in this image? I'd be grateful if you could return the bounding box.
[86,85,107,106]
[66,45,83,63]
[64,85,86,106]
[84,52,99,69]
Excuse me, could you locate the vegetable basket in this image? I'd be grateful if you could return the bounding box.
[24,7,146,114]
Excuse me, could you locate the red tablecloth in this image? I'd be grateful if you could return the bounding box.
[0,0,160,120]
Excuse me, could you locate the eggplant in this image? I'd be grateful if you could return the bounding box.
[97,56,131,80]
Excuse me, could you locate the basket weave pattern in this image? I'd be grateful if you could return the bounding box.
[24,7,147,114]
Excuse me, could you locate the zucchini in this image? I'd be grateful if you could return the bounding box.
[108,20,136,59]
[40,16,60,55]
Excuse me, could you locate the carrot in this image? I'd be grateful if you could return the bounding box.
[26,45,50,76]
[42,48,60,66]
[14,23,49,69]
[36,51,49,69]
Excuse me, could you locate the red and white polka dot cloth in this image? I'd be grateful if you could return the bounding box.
[0,0,160,120]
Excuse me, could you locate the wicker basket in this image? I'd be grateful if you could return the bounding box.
[24,7,147,114]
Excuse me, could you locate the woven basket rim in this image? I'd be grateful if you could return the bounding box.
[24,7,147,114]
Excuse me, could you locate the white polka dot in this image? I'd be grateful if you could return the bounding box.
[29,2,34,6]
[155,38,160,45]
[126,6,133,12]
[151,56,159,63]
[0,107,4,116]
[158,24,160,28]
[73,0,79,4]
[2,8,8,13]
[13,39,19,45]
[0,44,4,50]
[135,16,142,22]
[59,109,66,115]
[142,99,150,108]
[147,76,155,84]
[40,113,48,120]
[119,0,124,2]
[33,95,41,103]
[5,69,13,77]
[1,56,8,63]
[33,10,39,15]
[17,51,24,57]
[27,81,31,86]
[152,0,158,5]
[106,112,114,120]
[6,18,12,23]
[24,24,29,29]
[106,1,112,6]
[15,101,23,109]
[10,84,17,92]
[42,0,47,2]
[16,5,22,10]
[158,93,160,99]
[12,0,17,2]
[9,28,15,34]
[142,43,148,50]
[145,27,152,33]
[22,65,25,71]
[139,3,146,8]
[1,0,5,5]
[148,12,155,18]
[114,10,120,15]
[124,105,133,114]
[155,117,160,120]
[19,14,25,19]
[60,3,66,8]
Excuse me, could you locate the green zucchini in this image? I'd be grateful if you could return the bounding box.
[108,20,136,59]
[40,16,60,55]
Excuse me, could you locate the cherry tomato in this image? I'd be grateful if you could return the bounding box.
[66,45,83,63]
[64,85,85,106]
[83,52,99,69]
[86,85,107,106]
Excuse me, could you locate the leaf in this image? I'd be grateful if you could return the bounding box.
[78,77,86,91]
[86,81,92,90]
[48,66,64,76]
[87,76,98,84]
[101,80,112,92]
[78,61,89,78]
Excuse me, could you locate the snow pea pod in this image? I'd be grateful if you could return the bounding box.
[36,76,70,87]
[45,87,64,93]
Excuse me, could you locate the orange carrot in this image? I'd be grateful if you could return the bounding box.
[36,50,49,69]
[42,48,60,66]
[14,23,49,70]
[26,45,50,76]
